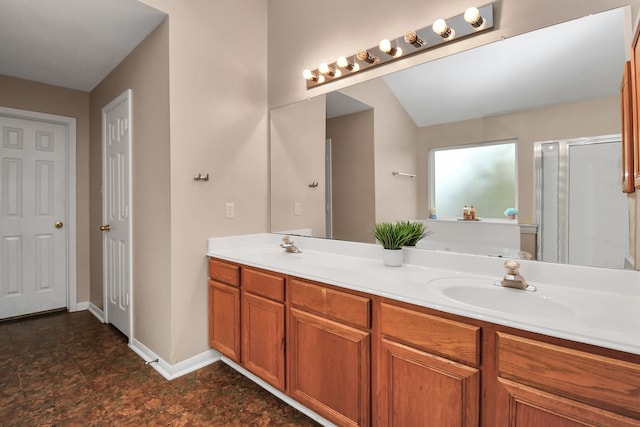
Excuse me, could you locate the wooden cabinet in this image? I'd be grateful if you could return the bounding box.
[207,258,640,427]
[208,258,240,362]
[288,278,372,427]
[241,267,286,390]
[495,332,640,427]
[376,301,481,427]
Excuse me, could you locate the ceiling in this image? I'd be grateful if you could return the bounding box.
[329,7,626,127]
[0,0,167,92]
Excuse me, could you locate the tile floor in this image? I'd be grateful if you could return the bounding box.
[0,310,320,426]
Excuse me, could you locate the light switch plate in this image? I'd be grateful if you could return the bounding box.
[225,202,234,219]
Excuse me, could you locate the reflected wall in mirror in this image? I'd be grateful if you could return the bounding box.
[270,6,632,268]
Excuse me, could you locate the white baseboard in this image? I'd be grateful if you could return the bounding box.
[87,303,105,323]
[221,357,336,427]
[74,301,90,311]
[129,337,220,381]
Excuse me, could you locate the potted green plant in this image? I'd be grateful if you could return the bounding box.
[399,221,433,247]
[374,221,413,266]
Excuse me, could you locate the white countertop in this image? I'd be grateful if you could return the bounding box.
[207,233,640,355]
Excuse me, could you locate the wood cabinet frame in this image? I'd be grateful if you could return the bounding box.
[631,22,640,188]
[622,60,635,193]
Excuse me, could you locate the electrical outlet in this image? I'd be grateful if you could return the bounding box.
[294,202,301,216]
[225,202,234,219]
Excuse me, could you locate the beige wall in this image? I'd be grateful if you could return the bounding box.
[138,0,269,363]
[271,96,326,237]
[341,78,419,223]
[327,109,375,243]
[90,20,172,359]
[416,96,621,224]
[0,75,91,304]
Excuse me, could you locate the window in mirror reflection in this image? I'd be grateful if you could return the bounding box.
[431,142,516,219]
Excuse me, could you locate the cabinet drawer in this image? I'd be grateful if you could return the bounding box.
[289,278,370,329]
[242,268,285,302]
[208,258,240,287]
[497,332,640,418]
[380,302,480,367]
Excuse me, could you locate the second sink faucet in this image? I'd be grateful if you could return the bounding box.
[494,259,536,292]
[280,236,302,253]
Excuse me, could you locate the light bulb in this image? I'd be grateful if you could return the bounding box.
[404,30,425,48]
[378,39,401,57]
[302,69,316,81]
[432,18,454,39]
[337,56,359,72]
[356,49,376,64]
[379,39,392,53]
[464,7,484,28]
[432,19,447,34]
[319,63,335,76]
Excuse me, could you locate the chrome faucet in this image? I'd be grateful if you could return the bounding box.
[280,236,302,253]
[494,259,536,292]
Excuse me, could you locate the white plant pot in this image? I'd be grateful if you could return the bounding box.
[382,248,403,267]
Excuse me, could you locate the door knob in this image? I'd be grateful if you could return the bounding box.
[55,221,63,229]
[99,224,111,232]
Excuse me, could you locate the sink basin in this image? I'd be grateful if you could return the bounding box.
[427,277,573,318]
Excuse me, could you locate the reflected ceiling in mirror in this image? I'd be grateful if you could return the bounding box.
[385,7,625,127]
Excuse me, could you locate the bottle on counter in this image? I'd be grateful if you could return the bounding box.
[463,205,470,220]
[470,205,476,220]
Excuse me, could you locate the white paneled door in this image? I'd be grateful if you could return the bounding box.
[0,113,68,319]
[102,90,132,338]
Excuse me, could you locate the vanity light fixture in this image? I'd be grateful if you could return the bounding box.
[432,18,455,40]
[302,3,494,89]
[379,39,402,57]
[337,56,360,72]
[404,30,425,48]
[464,6,485,29]
[356,49,376,64]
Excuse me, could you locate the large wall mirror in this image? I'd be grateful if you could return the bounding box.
[270,6,632,269]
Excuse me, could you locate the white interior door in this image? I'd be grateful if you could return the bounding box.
[102,90,132,338]
[0,112,68,318]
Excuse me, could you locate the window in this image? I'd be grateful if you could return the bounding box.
[430,142,517,219]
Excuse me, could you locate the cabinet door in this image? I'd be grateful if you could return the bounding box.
[495,332,640,426]
[377,338,480,427]
[499,378,640,427]
[242,292,285,390]
[288,308,370,427]
[208,280,240,362]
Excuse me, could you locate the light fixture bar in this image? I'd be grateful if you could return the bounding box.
[304,3,494,89]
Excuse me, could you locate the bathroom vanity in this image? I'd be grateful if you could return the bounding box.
[207,233,640,427]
